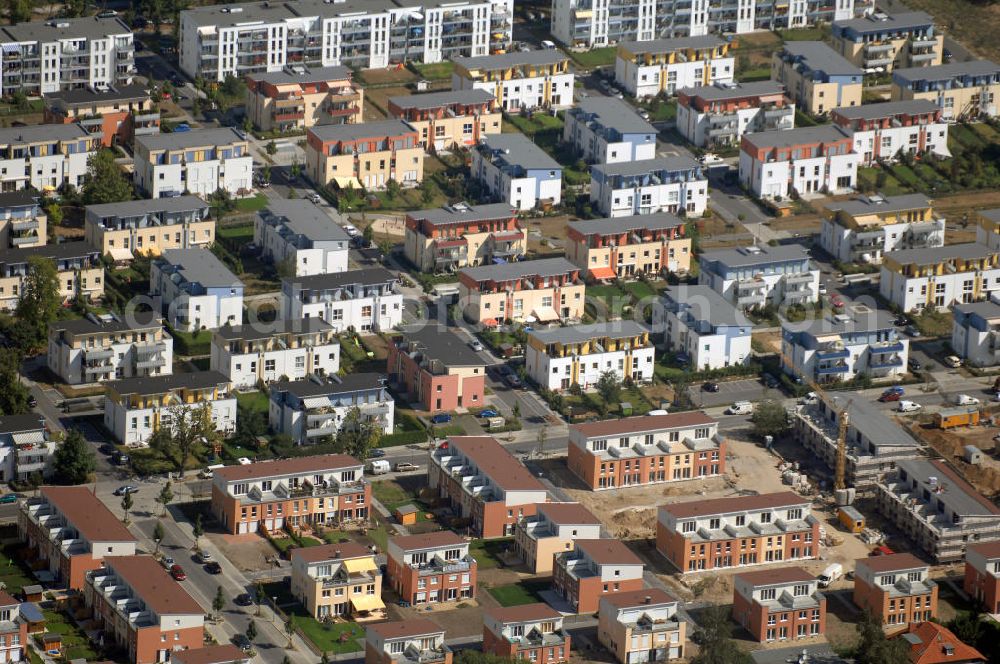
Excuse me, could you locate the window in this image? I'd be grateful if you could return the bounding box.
[761,588,776,600]
[682,521,695,533]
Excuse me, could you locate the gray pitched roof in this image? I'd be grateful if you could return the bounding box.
[831,99,940,120]
[477,133,561,171]
[86,195,209,219]
[389,89,495,111]
[272,373,386,398]
[308,119,415,143]
[214,318,334,342]
[743,124,851,149]
[259,199,350,242]
[893,59,1000,83]
[285,267,397,291]
[952,300,1000,321]
[395,325,484,366]
[136,127,246,151]
[895,458,1000,516]
[44,84,151,107]
[108,370,230,396]
[453,50,568,72]
[408,202,515,226]
[832,11,935,34]
[662,285,751,328]
[528,320,650,345]
[247,65,351,85]
[825,193,932,218]
[592,155,701,178]
[0,123,87,145]
[618,35,725,57]
[779,41,864,77]
[884,242,996,266]
[700,244,811,268]
[570,212,684,236]
[677,81,786,102]
[569,97,658,135]
[157,248,242,288]
[460,257,577,283]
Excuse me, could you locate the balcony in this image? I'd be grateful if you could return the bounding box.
[911,37,938,49]
[737,293,767,306]
[870,340,905,354]
[865,42,895,54]
[11,219,37,233]
[84,347,114,361]
[816,346,850,360]
[869,355,903,369]
[84,364,113,378]
[909,52,938,63]
[784,272,814,285]
[816,363,849,375]
[10,235,39,247]
[865,55,894,68]
[274,111,305,122]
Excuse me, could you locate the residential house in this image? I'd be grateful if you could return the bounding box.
[290,542,384,621]
[566,213,691,280]
[483,604,570,663]
[772,42,864,115]
[0,591,28,664]
[963,541,1000,613]
[733,568,826,642]
[657,284,753,370]
[387,325,486,413]
[821,193,945,264]
[452,51,573,112]
[891,60,1000,120]
[553,539,645,613]
[677,81,795,149]
[280,267,402,334]
[150,248,244,332]
[896,622,986,664]
[698,244,820,309]
[597,588,685,663]
[514,502,602,574]
[43,84,158,147]
[471,133,562,211]
[387,90,500,152]
[563,97,658,164]
[952,299,1000,368]
[255,199,350,277]
[364,619,451,664]
[0,190,45,249]
[853,553,937,627]
[48,312,172,385]
[612,36,735,99]
[879,243,1000,312]
[0,242,102,311]
[831,12,943,74]
[403,202,522,273]
[738,125,859,200]
[133,128,253,198]
[84,196,214,262]
[0,124,97,192]
[830,100,949,166]
[246,66,364,133]
[0,414,53,483]
[457,258,584,325]
[305,120,423,191]
[386,531,477,606]
[268,373,394,445]
[590,156,708,218]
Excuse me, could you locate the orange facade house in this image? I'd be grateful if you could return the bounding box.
[403,202,523,273]
[19,486,138,590]
[566,213,692,280]
[43,84,158,147]
[964,541,1000,613]
[458,257,585,326]
[387,325,486,414]
[0,591,29,664]
[388,89,501,152]
[896,621,986,664]
[247,66,364,133]
[365,620,451,664]
[553,539,645,614]
[514,502,602,574]
[386,531,477,607]
[854,553,938,628]
[211,454,370,535]
[656,492,819,573]
[306,120,423,191]
[483,604,570,664]
[732,567,826,643]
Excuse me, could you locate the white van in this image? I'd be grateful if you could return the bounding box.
[818,563,843,588]
[200,463,225,479]
[727,401,754,415]
[367,459,390,475]
[898,401,922,413]
[647,409,669,416]
[954,394,981,406]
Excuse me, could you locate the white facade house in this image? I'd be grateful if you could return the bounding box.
[699,244,820,309]
[133,128,253,199]
[281,267,402,335]
[0,124,95,193]
[676,81,795,149]
[255,199,349,277]
[0,414,54,483]
[471,134,562,211]
[952,299,1000,368]
[739,125,860,201]
[150,248,244,332]
[821,193,945,265]
[452,51,574,112]
[614,36,735,99]
[658,285,753,370]
[47,313,173,385]
[210,319,340,390]
[590,156,708,218]
[268,373,394,445]
[563,97,657,164]
[880,243,1000,312]
[831,99,950,166]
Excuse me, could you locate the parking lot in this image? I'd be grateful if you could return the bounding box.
[688,377,784,409]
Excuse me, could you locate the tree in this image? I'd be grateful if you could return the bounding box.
[153,521,165,555]
[51,428,96,485]
[363,223,374,245]
[513,401,521,419]
[6,0,30,24]
[245,619,257,643]
[147,426,176,468]
[284,615,296,649]
[242,115,253,134]
[265,141,277,156]
[290,159,302,180]
[334,407,382,460]
[750,399,790,440]
[690,604,753,664]
[45,203,63,227]
[321,652,330,664]
[254,582,265,616]
[15,256,60,347]
[233,402,266,449]
[212,585,225,619]
[121,492,134,524]
[854,610,909,664]
[419,180,436,205]
[156,481,174,516]
[192,513,204,549]
[261,165,272,184]
[385,179,401,200]
[82,150,133,205]
[536,425,548,456]
[596,370,622,404]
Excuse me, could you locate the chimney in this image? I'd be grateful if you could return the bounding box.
[335,549,341,558]
[644,595,652,604]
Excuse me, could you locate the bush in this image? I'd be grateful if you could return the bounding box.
[380,430,428,447]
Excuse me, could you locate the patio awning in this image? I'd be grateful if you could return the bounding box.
[533,306,559,322]
[332,176,362,189]
[302,396,331,409]
[351,594,385,612]
[107,245,134,262]
[343,557,377,575]
[480,318,499,327]
[588,266,617,280]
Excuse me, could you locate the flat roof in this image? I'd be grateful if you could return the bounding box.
[0,190,39,209]
[856,552,927,574]
[0,241,99,264]
[592,155,701,178]
[259,199,351,242]
[618,35,725,56]
[272,373,385,398]
[44,84,151,107]
[570,212,683,236]
[408,202,515,226]
[833,11,935,33]
[49,312,163,337]
[790,306,897,337]
[449,436,546,493]
[309,119,415,143]
[454,49,568,71]
[574,539,643,566]
[953,300,1000,322]
[103,556,203,615]
[214,318,333,342]
[0,123,88,145]
[570,97,658,135]
[389,89,495,111]
[601,587,677,609]
[662,284,752,328]
[678,80,785,102]
[181,1,300,29]
[290,542,371,564]
[136,127,245,151]
[744,124,851,149]
[0,413,44,434]
[735,567,816,586]
[389,530,466,551]
[40,486,136,543]
[884,242,996,266]
[700,243,811,268]
[287,266,397,292]
[825,193,932,218]
[1,15,130,42]
[460,257,577,282]
[894,59,1000,83]
[571,411,716,439]
[779,41,864,77]
[478,133,561,171]
[247,65,351,85]
[896,458,1000,516]
[108,370,230,397]
[215,454,362,482]
[86,195,209,218]
[832,99,940,120]
[662,491,808,519]
[158,248,242,288]
[528,320,650,345]
[366,619,442,641]
[537,502,600,525]
[395,325,484,366]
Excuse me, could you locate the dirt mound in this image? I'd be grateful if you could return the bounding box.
[610,507,656,539]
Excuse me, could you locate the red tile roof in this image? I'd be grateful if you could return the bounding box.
[967,540,1000,560]
[290,542,373,564]
[448,436,546,493]
[367,619,443,641]
[574,539,643,567]
[0,591,18,608]
[856,553,928,574]
[537,502,600,525]
[660,491,808,519]
[171,645,247,664]
[599,587,677,609]
[215,454,362,482]
[735,567,816,587]
[40,486,136,544]
[103,556,203,616]
[389,530,467,552]
[485,603,562,624]
[570,412,715,439]
[900,622,985,664]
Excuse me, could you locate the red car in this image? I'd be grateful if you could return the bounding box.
[170,564,186,581]
[869,545,894,557]
[878,391,901,403]
[831,296,845,309]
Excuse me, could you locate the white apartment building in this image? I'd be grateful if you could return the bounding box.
[951,299,1000,368]
[525,321,655,392]
[179,0,513,82]
[880,243,1000,312]
[48,313,173,385]
[471,134,562,211]
[210,319,340,390]
[0,414,54,483]
[0,16,134,97]
[699,244,820,309]
[151,248,244,332]
[452,51,574,112]
[280,267,402,334]
[676,81,795,149]
[590,156,708,218]
[0,124,96,193]
[268,373,394,444]
[831,99,950,166]
[133,128,253,199]
[613,36,735,99]
[255,199,349,277]
[739,125,860,201]
[563,97,657,164]
[658,284,753,371]
[821,193,945,265]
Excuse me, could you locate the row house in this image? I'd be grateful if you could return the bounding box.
[452,51,573,112]
[964,541,1000,614]
[739,125,859,201]
[566,213,691,281]
[0,124,96,193]
[471,133,563,212]
[0,16,134,97]
[246,66,364,133]
[457,257,584,325]
[951,299,1000,368]
[590,156,707,218]
[210,318,340,390]
[514,502,602,574]
[19,485,138,590]
[613,36,734,99]
[387,324,486,413]
[567,411,723,491]
[386,531,477,606]
[211,453,371,535]
[698,244,820,310]
[306,120,423,191]
[831,100,949,166]
[0,242,103,311]
[103,371,236,447]
[553,539,645,614]
[428,435,548,538]
[179,0,513,81]
[290,542,384,621]
[172,646,250,664]
[821,193,945,265]
[483,604,570,663]
[677,81,795,149]
[0,591,28,664]
[879,242,1000,312]
[792,394,923,489]
[598,588,685,663]
[831,11,942,74]
[133,128,253,199]
[525,321,655,392]
[48,312,172,385]
[364,619,451,664]
[84,556,204,664]
[875,459,1000,563]
[772,41,863,116]
[0,414,54,483]
[0,190,45,249]
[268,373,394,445]
[403,202,522,273]
[563,97,658,165]
[151,248,243,332]
[656,492,820,573]
[280,267,402,334]
[657,284,753,371]
[84,196,214,263]
[255,199,350,277]
[781,307,910,384]
[387,89,501,152]
[854,553,937,628]
[43,84,158,148]
[733,568,826,643]
[892,60,1000,121]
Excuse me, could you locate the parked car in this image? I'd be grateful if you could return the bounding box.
[113,485,138,496]
[235,593,253,607]
[698,153,723,165]
[197,551,214,564]
[504,374,523,388]
[898,401,922,413]
[799,392,820,406]
[233,634,253,654]
[878,387,904,402]
[870,545,894,557]
[818,283,827,295]
[702,382,720,392]
[944,355,963,368]
[469,340,484,352]
[907,358,922,371]
[762,374,780,389]
[308,193,322,204]
[893,316,909,327]
[205,562,222,575]
[954,393,980,406]
[830,295,845,309]
[727,401,754,415]
[394,462,419,472]
[0,494,17,505]
[905,324,921,337]
[161,557,175,570]
[100,443,117,455]
[368,448,386,458]
[478,409,500,418]
[343,224,359,236]
[169,564,186,581]
[430,412,452,424]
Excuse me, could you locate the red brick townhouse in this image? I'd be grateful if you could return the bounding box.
[553,539,645,614]
[84,556,204,664]
[387,324,486,414]
[19,486,138,590]
[211,454,370,535]
[854,553,938,628]
[483,603,570,664]
[386,531,477,607]
[428,436,548,538]
[964,541,1000,613]
[896,621,986,664]
[0,591,29,664]
[732,567,826,643]
[171,645,250,664]
[567,412,724,491]
[656,492,820,573]
[365,620,451,664]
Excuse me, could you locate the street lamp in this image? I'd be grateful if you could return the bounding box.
[271,597,277,625]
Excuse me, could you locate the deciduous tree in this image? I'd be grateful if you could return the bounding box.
[82,150,133,205]
[51,428,96,485]
[750,399,790,440]
[156,481,174,516]
[596,370,621,404]
[15,256,60,347]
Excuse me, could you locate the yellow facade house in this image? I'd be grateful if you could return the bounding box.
[306,120,423,191]
[0,242,102,311]
[598,588,687,663]
[772,42,864,115]
[891,60,1000,121]
[84,196,214,262]
[831,12,942,74]
[290,543,385,621]
[246,66,364,133]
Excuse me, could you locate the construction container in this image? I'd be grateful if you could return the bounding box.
[838,505,866,533]
[964,445,984,465]
[935,406,980,430]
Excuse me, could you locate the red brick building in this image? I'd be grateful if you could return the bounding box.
[386,531,476,606]
[732,567,826,643]
[0,591,28,664]
[387,325,486,414]
[854,553,938,628]
[965,541,1000,613]
[896,621,986,664]
[483,603,570,663]
[365,620,451,664]
[553,539,645,614]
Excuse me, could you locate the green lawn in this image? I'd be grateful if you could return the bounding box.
[469,538,512,570]
[488,580,549,606]
[218,222,254,243]
[565,47,617,69]
[166,326,213,356]
[295,616,365,654]
[411,61,455,80]
[0,548,35,594]
[237,390,269,416]
[737,67,772,82]
[234,193,269,214]
[913,308,953,338]
[777,26,830,41]
[41,610,99,661]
